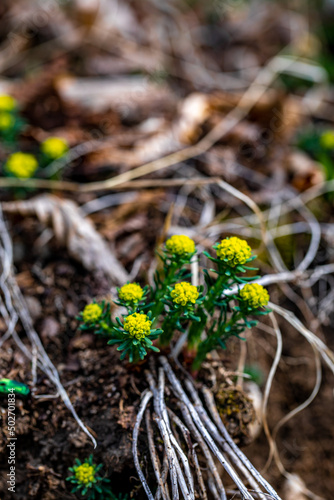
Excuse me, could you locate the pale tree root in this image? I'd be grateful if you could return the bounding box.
[133,356,282,500]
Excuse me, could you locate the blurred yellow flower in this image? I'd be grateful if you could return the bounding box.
[41,137,69,159]
[82,303,103,323]
[320,130,334,150]
[0,94,17,112]
[5,152,38,178]
[0,113,14,130]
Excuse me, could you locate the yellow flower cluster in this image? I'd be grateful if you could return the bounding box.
[216,237,252,267]
[166,235,195,256]
[118,283,143,302]
[320,130,334,150]
[82,303,103,323]
[74,463,95,485]
[0,94,17,112]
[5,152,38,178]
[0,113,14,130]
[124,313,151,340]
[239,283,269,309]
[171,282,199,306]
[41,137,69,159]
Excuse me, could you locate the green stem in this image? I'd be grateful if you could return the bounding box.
[192,312,243,370]
[159,313,178,346]
[187,274,227,348]
[151,261,179,325]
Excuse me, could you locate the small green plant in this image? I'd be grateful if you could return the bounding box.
[0,94,70,188]
[0,94,25,144]
[2,139,69,178]
[77,301,115,337]
[67,455,126,500]
[40,136,69,162]
[78,235,270,369]
[107,311,161,362]
[39,136,69,178]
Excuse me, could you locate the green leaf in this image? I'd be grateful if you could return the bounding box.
[120,350,128,361]
[149,345,160,352]
[108,338,122,346]
[117,340,131,350]
[116,317,123,327]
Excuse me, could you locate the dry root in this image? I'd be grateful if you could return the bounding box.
[133,356,281,500]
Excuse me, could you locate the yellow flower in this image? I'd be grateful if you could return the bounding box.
[165,235,195,256]
[41,137,69,159]
[239,283,269,309]
[118,283,143,303]
[5,152,38,178]
[320,130,334,150]
[0,94,17,112]
[0,113,14,130]
[74,463,95,485]
[124,313,151,340]
[171,282,199,306]
[216,237,252,267]
[82,303,103,323]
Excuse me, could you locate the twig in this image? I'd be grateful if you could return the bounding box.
[146,409,171,500]
[269,303,334,374]
[207,472,221,500]
[179,402,226,500]
[146,371,180,499]
[160,356,256,500]
[185,381,268,500]
[158,369,193,500]
[167,408,206,500]
[191,445,207,500]
[200,386,275,500]
[133,390,154,500]
[260,314,283,473]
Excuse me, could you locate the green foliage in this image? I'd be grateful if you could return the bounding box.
[297,127,334,181]
[107,311,162,363]
[0,95,25,145]
[278,73,315,93]
[78,235,270,369]
[159,282,204,346]
[243,364,265,386]
[0,94,70,194]
[77,301,115,337]
[66,455,126,500]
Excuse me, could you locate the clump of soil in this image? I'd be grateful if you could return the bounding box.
[215,386,255,446]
